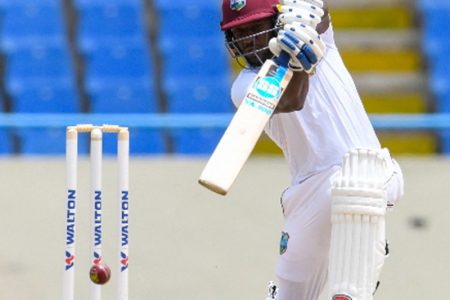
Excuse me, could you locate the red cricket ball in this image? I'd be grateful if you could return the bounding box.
[89,263,111,285]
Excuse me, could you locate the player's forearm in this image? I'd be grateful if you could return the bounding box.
[275,71,309,114]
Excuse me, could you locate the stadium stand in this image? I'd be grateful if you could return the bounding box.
[83,43,154,89]
[9,82,79,113]
[74,0,164,154]
[0,1,82,154]
[418,0,450,152]
[164,77,231,114]
[0,0,447,155]
[155,0,232,154]
[159,37,228,78]
[87,80,166,154]
[5,44,75,91]
[164,76,231,154]
[75,1,147,52]
[18,128,82,155]
[89,82,157,113]
[155,0,221,37]
[0,95,12,154]
[0,130,12,154]
[0,2,66,50]
[0,0,59,5]
[73,0,140,5]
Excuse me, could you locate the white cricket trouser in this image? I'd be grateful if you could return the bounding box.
[276,166,339,300]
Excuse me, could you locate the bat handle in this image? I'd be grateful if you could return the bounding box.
[274,51,290,68]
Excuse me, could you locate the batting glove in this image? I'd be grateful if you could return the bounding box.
[269,21,325,73]
[277,0,325,29]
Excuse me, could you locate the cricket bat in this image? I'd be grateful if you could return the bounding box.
[199,52,292,195]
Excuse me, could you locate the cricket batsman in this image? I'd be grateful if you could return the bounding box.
[220,0,405,299]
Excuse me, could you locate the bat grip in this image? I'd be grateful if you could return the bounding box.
[274,51,290,68]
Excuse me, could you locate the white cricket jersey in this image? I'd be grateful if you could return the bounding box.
[231,25,381,185]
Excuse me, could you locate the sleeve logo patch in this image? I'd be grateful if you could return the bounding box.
[280,231,289,255]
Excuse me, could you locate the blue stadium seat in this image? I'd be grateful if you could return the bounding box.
[5,45,74,91]
[418,0,450,11]
[9,82,80,113]
[89,82,158,113]
[129,130,165,154]
[102,129,166,155]
[423,39,450,60]
[420,4,450,154]
[436,91,450,114]
[0,4,66,50]
[156,2,221,38]
[429,50,450,99]
[0,129,13,154]
[73,0,141,7]
[84,44,154,89]
[165,74,232,154]
[441,130,450,154]
[0,0,59,7]
[154,0,220,10]
[85,78,163,154]
[422,9,450,58]
[0,96,12,154]
[172,128,224,155]
[433,55,450,108]
[18,128,89,155]
[76,4,147,51]
[165,76,233,113]
[159,37,230,78]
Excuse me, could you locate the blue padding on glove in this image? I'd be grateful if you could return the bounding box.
[284,31,300,45]
[301,44,318,64]
[296,51,312,71]
[280,36,297,51]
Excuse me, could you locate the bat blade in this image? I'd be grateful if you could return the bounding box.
[199,56,293,195]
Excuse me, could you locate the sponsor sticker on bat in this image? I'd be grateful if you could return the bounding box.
[254,76,281,99]
[243,76,283,115]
